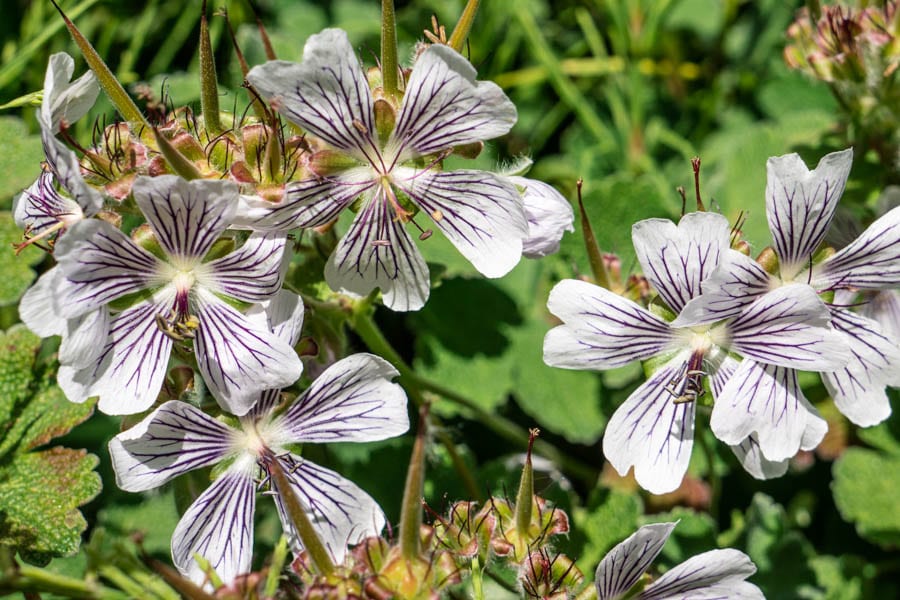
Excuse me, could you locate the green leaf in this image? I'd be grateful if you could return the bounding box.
[97,490,180,558]
[0,326,101,564]
[832,447,900,547]
[0,211,44,306]
[0,448,100,565]
[0,117,43,206]
[570,488,641,572]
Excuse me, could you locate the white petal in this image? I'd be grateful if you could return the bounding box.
[53,219,160,318]
[711,354,740,398]
[192,289,303,416]
[603,356,696,495]
[172,461,256,586]
[672,250,772,327]
[132,175,238,260]
[814,205,900,290]
[821,309,899,426]
[40,53,100,132]
[543,279,674,370]
[632,212,731,314]
[272,455,386,563]
[507,176,574,259]
[19,268,66,338]
[247,29,379,164]
[324,188,430,312]
[765,148,852,277]
[110,401,237,492]
[58,293,175,415]
[594,522,675,600]
[640,548,763,600]
[13,171,82,233]
[273,353,408,444]
[388,44,516,161]
[712,361,826,461]
[204,232,288,303]
[727,284,849,371]
[40,131,103,216]
[59,307,109,368]
[863,289,900,342]
[235,171,376,231]
[730,435,789,480]
[393,168,527,278]
[245,289,306,348]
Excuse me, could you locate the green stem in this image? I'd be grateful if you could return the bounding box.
[577,179,613,290]
[49,0,148,130]
[381,0,400,99]
[199,0,223,137]
[447,0,480,52]
[349,305,597,485]
[266,453,335,577]
[400,404,428,561]
[1,563,122,599]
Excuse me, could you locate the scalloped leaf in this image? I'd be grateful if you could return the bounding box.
[0,326,100,564]
[833,447,900,548]
[0,116,43,206]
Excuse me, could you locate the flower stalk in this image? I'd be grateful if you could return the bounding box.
[577,178,613,290]
[515,428,539,538]
[199,0,223,136]
[448,0,481,52]
[399,403,429,562]
[381,0,400,99]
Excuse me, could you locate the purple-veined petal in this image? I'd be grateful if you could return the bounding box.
[324,188,430,312]
[132,175,238,260]
[672,250,772,327]
[387,44,516,163]
[19,268,66,338]
[821,308,900,427]
[203,232,288,303]
[730,435,789,480]
[711,354,740,398]
[246,389,284,421]
[39,53,100,132]
[507,176,574,259]
[172,460,256,586]
[813,205,900,290]
[271,455,386,563]
[192,289,303,416]
[57,290,175,415]
[543,279,674,370]
[53,219,160,318]
[765,149,852,278]
[40,131,104,216]
[712,361,826,462]
[245,289,306,348]
[272,353,408,444]
[632,212,731,315]
[13,171,83,234]
[246,29,381,166]
[863,289,900,342]
[639,548,763,600]
[602,356,696,495]
[110,400,238,492]
[59,307,109,368]
[393,168,527,278]
[727,284,849,371]
[594,522,675,600]
[236,171,376,231]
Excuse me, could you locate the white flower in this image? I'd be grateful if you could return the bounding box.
[240,28,528,311]
[508,176,574,258]
[51,175,300,415]
[14,53,103,246]
[543,212,847,493]
[675,149,900,431]
[109,291,409,586]
[595,522,764,600]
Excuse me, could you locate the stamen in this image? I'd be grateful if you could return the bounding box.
[155,308,201,342]
[14,220,67,254]
[664,351,707,404]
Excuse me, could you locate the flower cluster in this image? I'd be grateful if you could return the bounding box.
[544,149,900,493]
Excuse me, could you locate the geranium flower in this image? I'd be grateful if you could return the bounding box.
[675,149,900,431]
[14,53,103,247]
[109,290,409,585]
[595,522,763,600]
[241,28,528,311]
[509,176,574,258]
[543,212,847,493]
[52,174,300,415]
